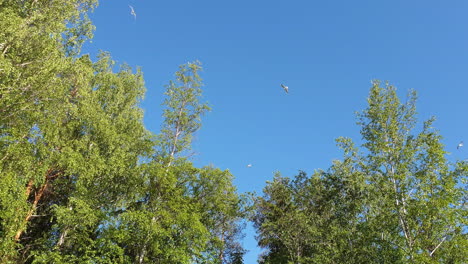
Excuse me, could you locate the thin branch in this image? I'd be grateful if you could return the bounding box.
[429,236,447,257]
[16,61,34,67]
[57,228,69,247]
[389,163,414,256]
[167,99,188,168]
[2,45,9,55]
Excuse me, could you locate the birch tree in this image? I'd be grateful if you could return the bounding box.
[254,81,467,263]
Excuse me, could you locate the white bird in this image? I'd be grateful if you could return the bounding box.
[129,5,136,20]
[457,141,463,149]
[247,164,252,168]
[281,84,288,93]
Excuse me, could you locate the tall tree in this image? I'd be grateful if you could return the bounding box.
[254,81,467,263]
[109,62,248,264]
[30,52,153,263]
[1,1,98,262]
[356,81,467,262]
[1,1,154,262]
[157,61,210,166]
[1,2,248,263]
[112,62,211,263]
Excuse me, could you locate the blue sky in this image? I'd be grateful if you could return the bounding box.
[83,0,468,262]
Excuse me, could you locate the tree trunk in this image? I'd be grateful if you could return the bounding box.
[14,169,53,241]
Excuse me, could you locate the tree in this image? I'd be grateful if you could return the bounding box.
[1,1,154,262]
[157,61,211,166]
[105,62,211,264]
[1,1,98,262]
[29,52,153,263]
[254,173,304,264]
[253,81,467,263]
[190,166,249,264]
[254,165,368,264]
[1,1,249,263]
[105,62,248,264]
[356,81,467,262]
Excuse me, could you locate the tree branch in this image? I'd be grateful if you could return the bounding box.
[429,236,446,257]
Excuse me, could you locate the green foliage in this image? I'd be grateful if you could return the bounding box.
[157,61,211,164]
[1,1,97,262]
[4,0,464,263]
[254,81,467,263]
[191,166,249,264]
[1,1,246,263]
[110,63,247,264]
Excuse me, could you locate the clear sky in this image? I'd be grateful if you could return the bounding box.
[83,0,468,262]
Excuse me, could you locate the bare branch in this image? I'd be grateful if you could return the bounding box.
[429,236,447,257]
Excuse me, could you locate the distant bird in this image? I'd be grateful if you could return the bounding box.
[129,5,136,20]
[247,164,252,168]
[457,141,463,149]
[281,84,289,93]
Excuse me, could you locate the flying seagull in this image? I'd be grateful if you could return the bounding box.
[129,5,136,20]
[247,164,252,168]
[457,141,463,149]
[281,84,288,93]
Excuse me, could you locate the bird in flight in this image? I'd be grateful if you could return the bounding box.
[129,5,136,20]
[246,164,252,168]
[457,141,463,149]
[281,84,288,93]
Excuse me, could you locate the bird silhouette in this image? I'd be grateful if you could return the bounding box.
[281,84,288,93]
[129,5,136,20]
[457,141,463,149]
